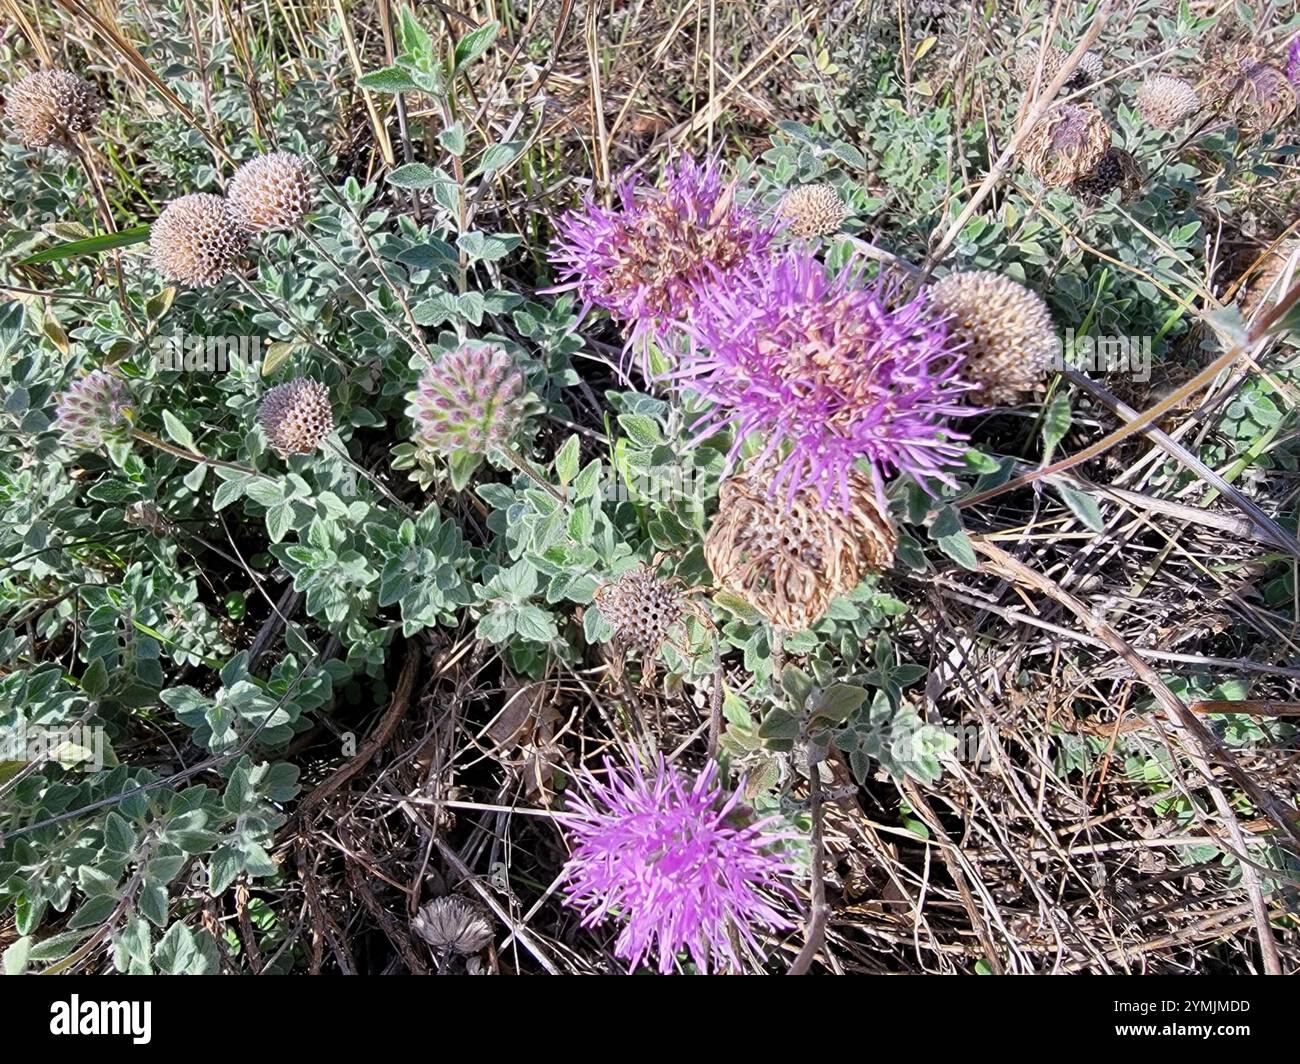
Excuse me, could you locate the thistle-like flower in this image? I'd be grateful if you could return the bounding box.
[150,194,249,287]
[669,250,970,507]
[412,897,493,956]
[560,756,796,975]
[1206,53,1298,132]
[548,155,773,370]
[1072,147,1143,204]
[257,378,333,454]
[54,370,133,451]
[4,69,102,148]
[227,152,316,232]
[593,565,685,655]
[705,466,896,631]
[406,344,529,459]
[928,270,1058,404]
[1136,75,1201,129]
[777,183,848,238]
[1021,102,1112,187]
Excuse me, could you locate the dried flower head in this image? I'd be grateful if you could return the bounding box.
[705,467,896,631]
[777,183,848,238]
[1241,238,1299,320]
[4,69,102,148]
[670,250,970,507]
[150,194,249,287]
[560,756,796,975]
[1013,45,1102,92]
[1205,53,1298,132]
[257,378,333,454]
[1072,147,1143,204]
[1021,102,1112,187]
[412,897,493,955]
[54,370,133,451]
[407,344,529,458]
[1136,75,1201,129]
[928,270,1058,404]
[227,152,316,232]
[548,155,773,369]
[593,565,684,655]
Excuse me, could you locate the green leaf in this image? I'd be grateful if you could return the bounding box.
[758,707,801,742]
[438,121,466,156]
[162,409,195,450]
[68,893,118,930]
[812,683,869,724]
[359,66,420,93]
[1040,390,1072,463]
[19,224,151,266]
[3,936,31,975]
[454,20,499,72]
[387,163,441,189]
[554,434,580,486]
[929,506,978,571]
[1053,482,1105,532]
[471,140,524,177]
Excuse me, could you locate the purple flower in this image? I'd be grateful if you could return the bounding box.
[560,756,797,975]
[669,250,973,509]
[547,155,773,373]
[1287,35,1300,86]
[54,369,133,450]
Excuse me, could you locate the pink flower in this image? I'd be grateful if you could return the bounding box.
[560,756,797,974]
[548,156,774,374]
[669,250,973,509]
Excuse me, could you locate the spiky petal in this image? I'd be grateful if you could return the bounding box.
[560,756,797,975]
[407,343,529,458]
[547,155,774,371]
[668,250,972,508]
[4,69,102,148]
[54,370,132,451]
[227,152,316,232]
[257,378,333,454]
[150,193,249,287]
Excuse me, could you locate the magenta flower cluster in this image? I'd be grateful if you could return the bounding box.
[675,251,972,507]
[559,756,797,975]
[548,155,773,369]
[1287,35,1300,87]
[549,156,975,507]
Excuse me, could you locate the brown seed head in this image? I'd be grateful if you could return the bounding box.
[1136,75,1201,129]
[778,183,848,238]
[412,897,493,955]
[150,194,249,287]
[704,468,895,631]
[1021,102,1112,187]
[929,271,1058,404]
[1072,147,1144,205]
[4,69,102,148]
[593,565,685,655]
[256,378,333,455]
[227,152,316,232]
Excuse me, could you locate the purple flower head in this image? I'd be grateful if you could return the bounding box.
[669,250,974,509]
[1287,35,1300,87]
[547,155,774,374]
[54,369,133,451]
[560,756,797,975]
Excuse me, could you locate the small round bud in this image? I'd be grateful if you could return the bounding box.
[150,194,249,287]
[257,378,333,455]
[4,69,103,148]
